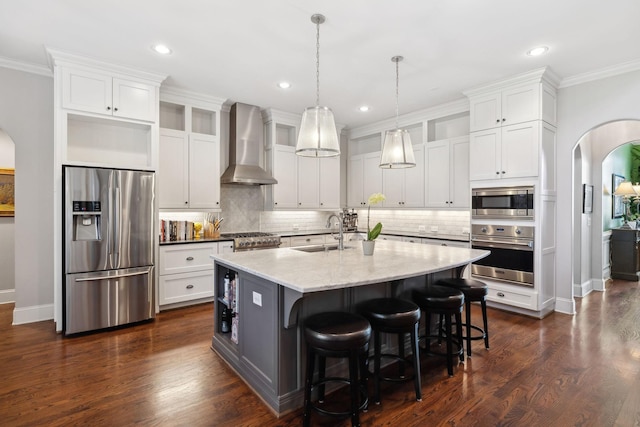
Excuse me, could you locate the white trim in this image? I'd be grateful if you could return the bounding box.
[0,56,52,77]
[12,304,54,325]
[573,279,593,298]
[0,289,15,304]
[554,297,576,315]
[559,58,640,88]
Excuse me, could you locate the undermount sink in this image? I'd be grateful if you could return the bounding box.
[292,244,353,253]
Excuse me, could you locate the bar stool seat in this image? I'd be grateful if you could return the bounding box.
[436,278,490,357]
[303,311,371,427]
[412,285,465,377]
[358,298,422,404]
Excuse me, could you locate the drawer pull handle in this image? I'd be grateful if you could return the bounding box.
[186,256,194,261]
[186,284,194,289]
[497,292,505,297]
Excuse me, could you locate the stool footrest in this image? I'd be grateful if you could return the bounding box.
[310,379,368,418]
[368,353,418,383]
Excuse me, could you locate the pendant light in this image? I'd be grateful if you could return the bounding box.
[296,13,340,158]
[379,56,416,168]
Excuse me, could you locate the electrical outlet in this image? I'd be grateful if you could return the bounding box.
[293,224,299,231]
[430,226,439,232]
[418,225,426,233]
[462,227,470,234]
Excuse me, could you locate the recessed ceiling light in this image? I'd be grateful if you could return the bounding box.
[278,82,291,89]
[527,46,549,56]
[359,106,369,112]
[152,44,172,55]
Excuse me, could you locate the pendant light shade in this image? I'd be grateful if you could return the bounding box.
[296,14,340,158]
[380,56,416,168]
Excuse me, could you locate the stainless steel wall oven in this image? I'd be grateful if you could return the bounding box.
[471,224,534,286]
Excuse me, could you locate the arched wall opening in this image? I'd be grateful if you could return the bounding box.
[0,128,16,302]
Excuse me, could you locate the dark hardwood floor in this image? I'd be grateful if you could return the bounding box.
[2,280,640,426]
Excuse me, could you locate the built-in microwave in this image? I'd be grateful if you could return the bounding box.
[472,186,534,220]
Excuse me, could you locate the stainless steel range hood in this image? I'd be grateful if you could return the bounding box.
[220,102,277,185]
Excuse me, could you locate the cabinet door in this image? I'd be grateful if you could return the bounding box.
[297,156,319,208]
[501,122,539,179]
[425,140,451,207]
[273,146,298,209]
[403,144,425,207]
[112,78,157,122]
[469,129,500,181]
[382,168,404,207]
[348,156,364,207]
[469,93,501,132]
[363,152,383,204]
[319,156,340,209]
[62,67,112,115]
[189,135,220,209]
[159,131,189,208]
[450,137,470,208]
[159,270,214,305]
[501,84,539,126]
[219,241,234,253]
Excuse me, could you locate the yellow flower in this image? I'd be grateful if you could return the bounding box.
[368,193,386,205]
[366,193,385,240]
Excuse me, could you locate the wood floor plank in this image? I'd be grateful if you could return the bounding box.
[2,279,640,426]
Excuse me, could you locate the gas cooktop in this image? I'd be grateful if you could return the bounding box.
[220,232,281,251]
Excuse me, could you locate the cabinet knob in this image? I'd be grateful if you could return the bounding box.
[275,202,278,205]
[186,284,194,289]
[114,107,118,112]
[186,256,194,261]
[496,119,500,123]
[501,171,506,174]
[216,201,219,205]
[185,201,188,204]
[496,171,500,175]
[497,292,505,297]
[502,118,506,122]
[106,106,111,111]
[320,202,323,206]
[298,202,302,206]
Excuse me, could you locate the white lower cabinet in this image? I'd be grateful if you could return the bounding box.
[159,242,229,307]
[290,235,326,247]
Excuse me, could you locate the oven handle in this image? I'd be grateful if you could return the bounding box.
[471,239,534,251]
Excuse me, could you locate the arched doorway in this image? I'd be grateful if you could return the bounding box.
[572,119,640,299]
[0,128,16,301]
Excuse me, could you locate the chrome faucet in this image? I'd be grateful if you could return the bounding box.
[326,212,344,250]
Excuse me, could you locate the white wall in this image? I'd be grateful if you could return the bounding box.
[557,69,640,312]
[0,67,54,323]
[0,129,15,299]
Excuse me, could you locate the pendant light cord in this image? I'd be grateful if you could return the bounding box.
[315,18,320,107]
[395,57,400,129]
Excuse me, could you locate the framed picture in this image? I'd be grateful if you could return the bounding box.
[583,184,593,214]
[612,173,625,218]
[0,168,15,217]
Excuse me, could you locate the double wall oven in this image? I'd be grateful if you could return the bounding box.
[471,185,535,287]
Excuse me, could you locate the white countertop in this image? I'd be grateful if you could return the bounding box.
[210,240,488,294]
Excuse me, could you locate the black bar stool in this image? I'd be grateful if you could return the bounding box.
[436,278,490,357]
[412,285,465,377]
[303,311,371,427]
[358,298,422,404]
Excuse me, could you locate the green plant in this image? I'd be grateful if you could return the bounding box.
[366,193,385,241]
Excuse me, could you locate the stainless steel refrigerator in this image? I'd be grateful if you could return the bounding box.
[63,166,155,335]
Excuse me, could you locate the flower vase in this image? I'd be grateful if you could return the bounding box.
[362,240,376,256]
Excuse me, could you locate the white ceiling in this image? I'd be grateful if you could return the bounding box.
[1,0,640,129]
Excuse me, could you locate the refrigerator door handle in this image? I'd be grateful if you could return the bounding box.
[113,187,120,265]
[74,270,150,282]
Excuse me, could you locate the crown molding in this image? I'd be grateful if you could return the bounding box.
[160,85,227,109]
[0,55,52,77]
[559,58,640,88]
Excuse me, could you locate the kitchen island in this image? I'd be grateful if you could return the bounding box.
[210,240,489,416]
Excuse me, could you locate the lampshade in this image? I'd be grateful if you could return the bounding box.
[379,56,416,168]
[379,129,416,168]
[296,14,340,158]
[613,181,638,197]
[296,106,340,157]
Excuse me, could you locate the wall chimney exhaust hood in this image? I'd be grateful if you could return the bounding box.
[220,102,277,185]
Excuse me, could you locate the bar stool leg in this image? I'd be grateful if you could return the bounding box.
[318,356,326,403]
[398,332,406,378]
[445,314,454,377]
[482,299,490,349]
[373,330,381,404]
[359,349,369,412]
[455,311,464,363]
[303,347,315,427]
[411,322,422,401]
[349,348,361,427]
[465,300,472,356]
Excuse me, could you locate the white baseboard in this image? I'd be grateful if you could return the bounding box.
[12,303,54,325]
[0,289,15,304]
[573,279,594,298]
[554,297,575,315]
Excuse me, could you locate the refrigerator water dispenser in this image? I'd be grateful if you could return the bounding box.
[72,201,101,241]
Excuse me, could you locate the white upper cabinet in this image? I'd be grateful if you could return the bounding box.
[272,145,298,209]
[319,156,341,208]
[296,154,319,208]
[349,152,383,207]
[157,90,223,210]
[62,67,157,122]
[383,144,424,207]
[425,137,469,208]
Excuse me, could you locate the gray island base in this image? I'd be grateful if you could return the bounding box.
[210,240,489,416]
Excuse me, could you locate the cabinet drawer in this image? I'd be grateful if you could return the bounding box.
[485,284,537,310]
[159,270,214,305]
[290,235,325,247]
[159,243,217,275]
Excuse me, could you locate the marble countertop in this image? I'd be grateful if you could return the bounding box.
[210,240,488,294]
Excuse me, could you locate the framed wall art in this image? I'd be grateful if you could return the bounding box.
[0,168,14,217]
[612,173,625,218]
[583,184,593,214]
